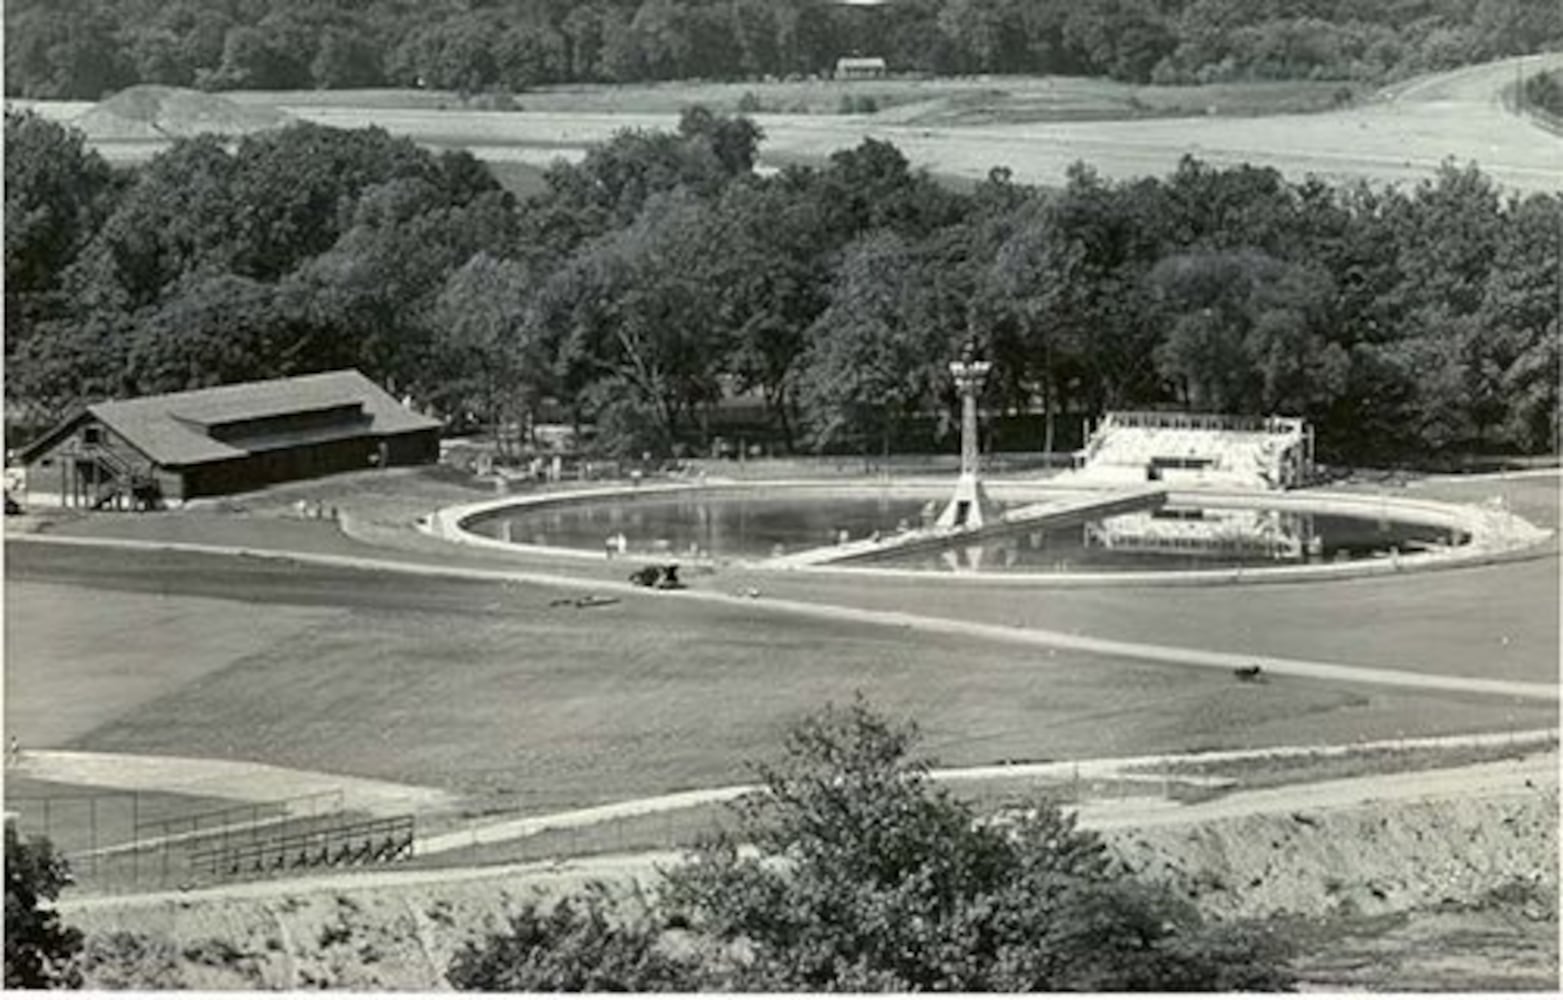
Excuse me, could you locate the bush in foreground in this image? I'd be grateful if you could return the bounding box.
[449,700,1295,991]
[5,824,83,989]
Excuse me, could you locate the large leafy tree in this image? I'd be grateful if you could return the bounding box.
[797,230,959,455]
[3,110,121,373]
[427,252,550,453]
[3,0,134,99]
[123,272,301,395]
[522,106,760,255]
[659,699,1294,990]
[5,826,84,989]
[539,190,730,456]
[1479,193,1561,452]
[1148,248,1344,416]
[449,701,1294,992]
[3,111,118,303]
[285,177,520,395]
[706,177,834,451]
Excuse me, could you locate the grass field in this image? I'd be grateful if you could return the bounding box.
[21,54,1560,193]
[3,582,344,747]
[7,542,1556,816]
[218,76,1358,122]
[218,53,1563,196]
[6,464,1555,830]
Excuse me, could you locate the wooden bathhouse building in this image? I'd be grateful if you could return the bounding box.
[15,370,440,509]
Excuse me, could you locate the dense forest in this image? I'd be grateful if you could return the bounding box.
[6,0,1561,99]
[6,108,1558,464]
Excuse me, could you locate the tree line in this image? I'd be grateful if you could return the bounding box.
[6,0,1560,99]
[5,107,1559,464]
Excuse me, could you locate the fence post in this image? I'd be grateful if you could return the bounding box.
[89,797,98,879]
[131,793,139,885]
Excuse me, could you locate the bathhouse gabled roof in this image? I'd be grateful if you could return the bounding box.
[19,370,440,468]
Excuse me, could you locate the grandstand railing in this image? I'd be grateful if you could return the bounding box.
[1096,411,1306,435]
[189,814,415,879]
[133,790,343,847]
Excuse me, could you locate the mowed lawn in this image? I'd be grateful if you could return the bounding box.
[7,546,1554,813]
[3,582,344,746]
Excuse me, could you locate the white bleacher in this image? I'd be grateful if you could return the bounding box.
[1065,411,1312,491]
[1084,507,1313,560]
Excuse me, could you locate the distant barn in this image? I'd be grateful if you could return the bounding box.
[834,56,887,79]
[16,370,440,509]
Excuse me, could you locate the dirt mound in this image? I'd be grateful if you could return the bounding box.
[1109,781,1558,919]
[75,86,290,141]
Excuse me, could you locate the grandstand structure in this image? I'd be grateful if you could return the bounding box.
[1084,507,1321,562]
[1068,411,1314,490]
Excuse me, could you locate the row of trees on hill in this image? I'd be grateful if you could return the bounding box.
[5,108,1559,463]
[6,0,1560,99]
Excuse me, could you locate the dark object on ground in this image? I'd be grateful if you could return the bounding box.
[550,594,621,608]
[628,564,684,589]
[4,492,20,515]
[1234,664,1264,681]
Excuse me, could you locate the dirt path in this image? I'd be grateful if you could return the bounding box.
[61,749,1555,915]
[416,729,1556,856]
[10,751,454,818]
[1076,752,1556,831]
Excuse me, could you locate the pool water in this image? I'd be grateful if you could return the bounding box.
[468,489,938,559]
[465,488,1465,572]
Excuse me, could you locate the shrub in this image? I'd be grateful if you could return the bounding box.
[4,824,83,988]
[449,699,1296,992]
[447,889,701,991]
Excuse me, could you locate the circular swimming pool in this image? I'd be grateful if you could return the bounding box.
[461,484,1468,573]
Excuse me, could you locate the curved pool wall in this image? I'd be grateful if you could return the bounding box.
[424,478,1553,587]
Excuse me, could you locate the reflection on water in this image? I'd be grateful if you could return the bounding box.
[467,489,946,560]
[467,490,1464,572]
[868,506,1463,573]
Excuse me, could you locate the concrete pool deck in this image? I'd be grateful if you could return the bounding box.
[423,478,1554,588]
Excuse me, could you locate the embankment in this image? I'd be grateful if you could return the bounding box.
[64,777,1557,989]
